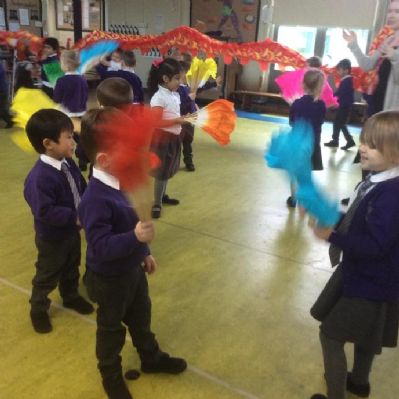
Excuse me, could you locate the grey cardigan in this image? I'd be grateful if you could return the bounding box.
[348,41,399,110]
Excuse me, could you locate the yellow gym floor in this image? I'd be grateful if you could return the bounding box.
[0,116,398,399]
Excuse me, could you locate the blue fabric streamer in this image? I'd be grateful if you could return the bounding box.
[78,40,119,74]
[265,119,340,227]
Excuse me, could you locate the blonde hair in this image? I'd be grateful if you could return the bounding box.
[60,50,80,72]
[303,69,324,100]
[360,110,399,164]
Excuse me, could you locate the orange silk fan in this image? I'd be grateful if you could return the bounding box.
[187,99,236,145]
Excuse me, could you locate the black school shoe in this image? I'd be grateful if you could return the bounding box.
[324,140,339,147]
[286,196,297,208]
[30,310,52,334]
[185,163,195,172]
[341,140,356,150]
[63,296,94,314]
[310,395,327,399]
[162,194,180,205]
[141,353,187,374]
[347,372,370,397]
[103,375,133,399]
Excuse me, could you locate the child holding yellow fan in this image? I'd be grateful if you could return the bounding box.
[178,59,222,171]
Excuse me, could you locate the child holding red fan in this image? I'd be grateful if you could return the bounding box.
[78,108,187,399]
[147,58,193,218]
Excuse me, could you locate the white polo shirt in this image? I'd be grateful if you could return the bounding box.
[150,85,181,135]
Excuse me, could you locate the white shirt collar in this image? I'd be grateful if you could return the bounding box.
[122,67,135,73]
[341,75,351,81]
[158,84,174,94]
[40,154,66,171]
[92,167,120,190]
[65,71,79,75]
[370,166,399,183]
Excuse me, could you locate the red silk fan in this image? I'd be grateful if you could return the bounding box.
[186,99,236,145]
[98,105,160,220]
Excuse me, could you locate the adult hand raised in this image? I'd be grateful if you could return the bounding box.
[343,29,357,44]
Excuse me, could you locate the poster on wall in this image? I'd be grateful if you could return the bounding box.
[56,0,102,31]
[191,0,260,43]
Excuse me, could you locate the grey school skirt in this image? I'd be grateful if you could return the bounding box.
[150,129,181,180]
[311,264,399,354]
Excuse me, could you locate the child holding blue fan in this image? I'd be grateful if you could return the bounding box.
[288,69,326,208]
[309,110,399,399]
[54,50,88,118]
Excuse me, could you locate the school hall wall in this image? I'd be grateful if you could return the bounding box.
[239,0,381,91]
[41,0,383,91]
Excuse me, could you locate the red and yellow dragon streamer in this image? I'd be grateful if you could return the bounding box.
[0,25,394,94]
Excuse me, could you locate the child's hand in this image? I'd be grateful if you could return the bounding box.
[189,91,196,101]
[311,221,334,241]
[134,221,155,243]
[143,255,157,274]
[216,76,223,87]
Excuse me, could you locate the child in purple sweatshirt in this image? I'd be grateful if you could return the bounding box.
[78,107,187,399]
[310,110,399,399]
[24,109,93,334]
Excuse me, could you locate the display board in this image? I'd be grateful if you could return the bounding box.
[55,0,102,31]
[191,0,260,43]
[5,0,42,34]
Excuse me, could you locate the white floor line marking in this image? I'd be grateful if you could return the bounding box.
[0,276,262,399]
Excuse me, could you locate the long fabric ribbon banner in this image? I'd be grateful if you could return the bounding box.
[0,25,393,92]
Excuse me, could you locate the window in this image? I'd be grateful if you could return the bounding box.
[323,28,369,67]
[275,26,317,70]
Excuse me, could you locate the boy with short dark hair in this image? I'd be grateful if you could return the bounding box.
[78,107,187,399]
[96,77,133,107]
[24,109,94,334]
[324,58,356,150]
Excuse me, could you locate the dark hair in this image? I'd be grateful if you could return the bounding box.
[80,107,116,164]
[122,50,136,67]
[179,60,191,73]
[306,56,322,68]
[26,109,73,154]
[43,37,60,52]
[336,58,351,73]
[96,77,133,107]
[15,63,35,91]
[147,57,182,97]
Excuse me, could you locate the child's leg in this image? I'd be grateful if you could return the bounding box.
[30,236,73,332]
[319,331,347,399]
[58,231,93,314]
[0,91,13,127]
[31,237,69,313]
[331,109,345,144]
[181,124,195,169]
[123,267,186,374]
[341,124,355,145]
[154,179,167,207]
[287,180,297,207]
[123,266,161,364]
[351,344,375,385]
[85,270,133,399]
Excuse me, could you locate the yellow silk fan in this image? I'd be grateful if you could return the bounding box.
[10,88,58,153]
[186,57,217,92]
